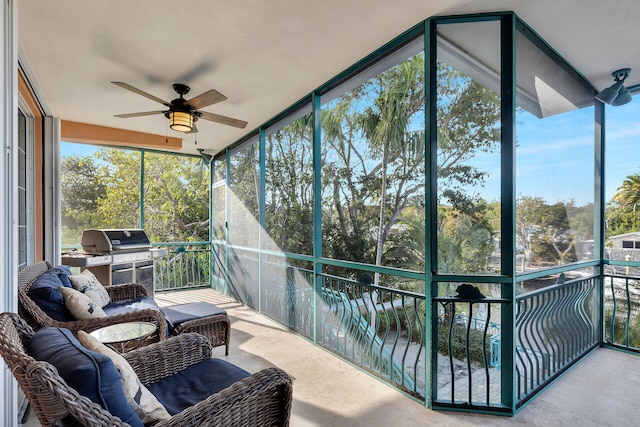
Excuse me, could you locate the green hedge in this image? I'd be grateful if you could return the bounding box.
[437,323,491,367]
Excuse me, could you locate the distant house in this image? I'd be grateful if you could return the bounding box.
[609,232,640,250]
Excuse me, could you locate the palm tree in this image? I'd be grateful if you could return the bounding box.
[359,55,425,286]
[614,173,640,211]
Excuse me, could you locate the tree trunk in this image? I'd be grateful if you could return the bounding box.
[372,142,390,329]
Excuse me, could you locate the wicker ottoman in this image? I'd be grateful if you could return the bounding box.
[161,302,231,355]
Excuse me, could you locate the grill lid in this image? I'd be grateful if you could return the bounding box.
[82,229,152,254]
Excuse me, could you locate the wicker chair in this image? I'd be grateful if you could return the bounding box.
[18,261,167,347]
[19,261,232,353]
[0,312,293,426]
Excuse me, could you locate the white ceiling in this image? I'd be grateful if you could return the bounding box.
[18,0,640,156]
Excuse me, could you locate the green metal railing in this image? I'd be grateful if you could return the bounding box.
[153,242,210,292]
[604,273,640,351]
[319,273,424,398]
[514,275,598,406]
[260,257,315,339]
[66,238,613,414]
[212,248,426,401]
[432,295,507,409]
[62,242,211,292]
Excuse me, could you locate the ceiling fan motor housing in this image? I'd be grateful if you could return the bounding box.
[173,83,190,96]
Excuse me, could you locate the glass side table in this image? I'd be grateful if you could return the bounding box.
[90,321,157,353]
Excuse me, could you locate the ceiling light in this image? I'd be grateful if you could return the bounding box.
[197,148,213,164]
[169,111,193,132]
[595,68,632,106]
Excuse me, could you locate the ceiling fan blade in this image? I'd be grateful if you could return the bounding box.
[187,89,227,110]
[199,111,248,129]
[114,110,166,118]
[111,81,170,106]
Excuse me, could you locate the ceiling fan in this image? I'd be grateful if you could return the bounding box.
[111,81,248,133]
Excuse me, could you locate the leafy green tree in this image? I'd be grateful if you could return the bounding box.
[436,62,501,212]
[359,55,425,285]
[318,55,502,281]
[60,155,107,244]
[516,196,544,267]
[60,147,209,245]
[607,173,640,238]
[607,200,640,238]
[227,143,260,248]
[534,202,576,265]
[264,114,314,256]
[516,196,593,267]
[383,198,426,273]
[93,148,142,230]
[437,205,495,274]
[143,152,210,242]
[614,174,640,210]
[321,96,380,269]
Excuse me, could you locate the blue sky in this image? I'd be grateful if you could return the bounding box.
[61,142,97,158]
[473,98,640,206]
[604,100,640,202]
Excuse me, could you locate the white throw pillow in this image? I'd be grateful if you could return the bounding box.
[78,331,172,424]
[69,269,111,307]
[60,287,106,319]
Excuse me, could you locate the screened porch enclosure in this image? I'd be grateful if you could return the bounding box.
[206,12,604,415]
[61,12,638,417]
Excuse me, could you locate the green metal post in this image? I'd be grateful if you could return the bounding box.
[500,14,516,413]
[595,100,605,345]
[425,17,437,409]
[139,149,145,229]
[312,91,322,345]
[209,154,213,288]
[259,128,266,312]
[225,149,231,295]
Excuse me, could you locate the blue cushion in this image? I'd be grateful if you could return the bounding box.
[27,327,144,427]
[147,358,250,415]
[103,296,159,316]
[161,302,227,334]
[50,265,73,288]
[28,269,73,321]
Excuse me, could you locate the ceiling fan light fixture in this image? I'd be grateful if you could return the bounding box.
[169,111,194,132]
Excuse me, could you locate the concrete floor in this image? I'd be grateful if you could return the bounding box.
[22,287,640,426]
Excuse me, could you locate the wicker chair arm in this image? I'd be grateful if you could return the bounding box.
[124,333,212,385]
[24,360,131,426]
[155,367,292,427]
[106,282,149,301]
[17,287,56,331]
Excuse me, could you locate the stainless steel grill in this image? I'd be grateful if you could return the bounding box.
[62,229,167,293]
[81,229,152,254]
